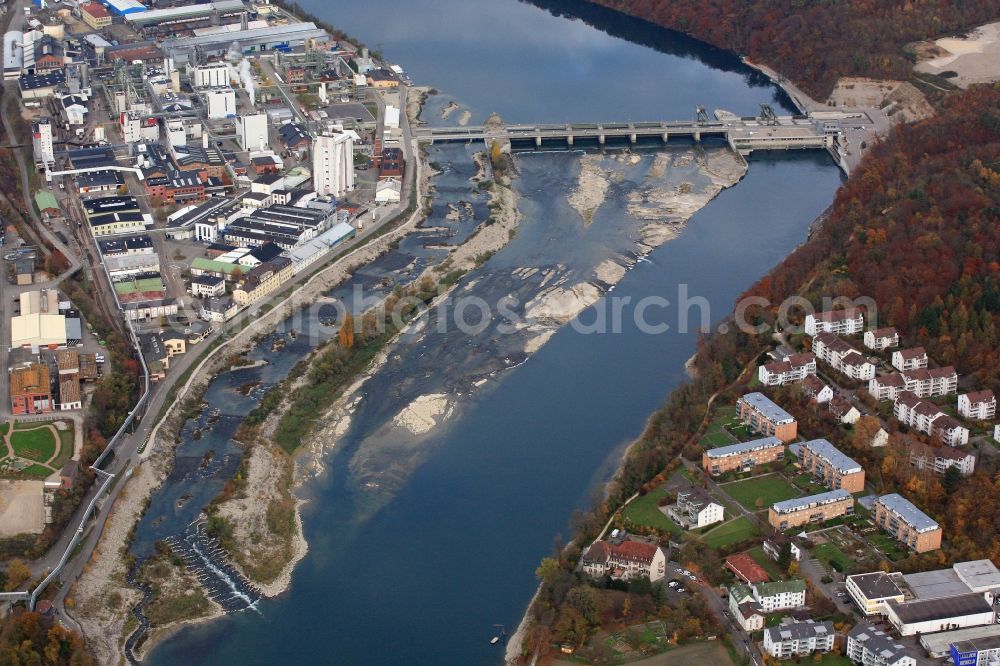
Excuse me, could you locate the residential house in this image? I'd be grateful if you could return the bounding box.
[801,375,834,404]
[758,352,816,386]
[736,393,798,442]
[190,274,226,298]
[728,585,765,632]
[580,539,666,582]
[891,347,928,372]
[864,327,899,351]
[763,619,835,660]
[232,256,294,306]
[762,534,801,563]
[931,413,970,447]
[846,623,916,666]
[199,296,237,323]
[668,487,724,529]
[900,366,959,397]
[746,580,806,613]
[859,428,884,450]
[873,493,942,553]
[909,440,975,477]
[894,392,970,446]
[829,395,861,424]
[804,308,864,336]
[813,333,874,381]
[869,373,905,401]
[839,351,876,381]
[958,390,996,421]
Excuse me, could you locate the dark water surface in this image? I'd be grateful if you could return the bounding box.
[143,1,842,663]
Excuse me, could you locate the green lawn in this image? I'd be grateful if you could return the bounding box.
[622,487,683,535]
[699,407,740,448]
[703,516,757,548]
[700,429,736,448]
[813,655,854,666]
[868,532,908,561]
[18,464,53,477]
[747,546,785,580]
[721,475,801,512]
[791,472,827,495]
[812,542,853,573]
[10,427,58,463]
[52,426,75,470]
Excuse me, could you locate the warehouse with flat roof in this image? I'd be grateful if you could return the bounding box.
[162,22,329,64]
[886,593,994,636]
[126,0,246,28]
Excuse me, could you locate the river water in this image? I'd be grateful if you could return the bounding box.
[142,1,843,664]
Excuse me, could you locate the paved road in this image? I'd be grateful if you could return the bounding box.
[667,562,759,666]
[40,85,422,623]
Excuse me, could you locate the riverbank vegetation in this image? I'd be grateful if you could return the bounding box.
[0,608,93,665]
[521,82,1000,659]
[578,0,999,98]
[136,547,215,628]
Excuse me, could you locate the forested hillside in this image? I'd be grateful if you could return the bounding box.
[745,84,1000,394]
[581,0,1000,97]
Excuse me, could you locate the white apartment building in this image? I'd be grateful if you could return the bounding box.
[891,347,928,372]
[864,327,899,351]
[758,352,817,386]
[958,390,996,421]
[668,488,724,530]
[894,392,970,446]
[763,620,835,660]
[901,366,959,397]
[805,308,864,336]
[847,623,916,666]
[813,333,875,381]
[312,132,355,197]
[580,539,666,582]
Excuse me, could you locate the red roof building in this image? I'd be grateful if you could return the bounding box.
[725,553,771,584]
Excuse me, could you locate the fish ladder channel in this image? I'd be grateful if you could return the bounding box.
[124,521,262,664]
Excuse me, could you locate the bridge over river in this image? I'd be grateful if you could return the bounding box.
[414,109,857,172]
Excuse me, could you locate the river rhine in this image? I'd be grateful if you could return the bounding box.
[144,1,843,663]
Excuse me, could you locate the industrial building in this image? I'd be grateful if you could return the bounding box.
[313,132,355,197]
[885,593,994,636]
[920,625,1000,661]
[162,22,329,65]
[126,0,247,33]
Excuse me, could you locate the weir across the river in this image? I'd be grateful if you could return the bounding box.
[414,109,857,171]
